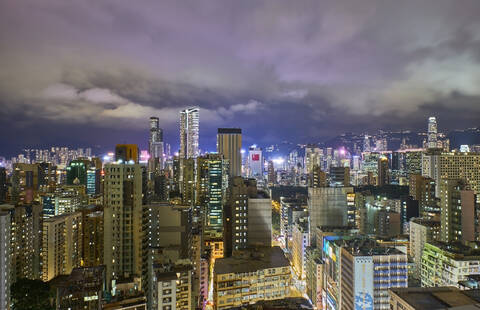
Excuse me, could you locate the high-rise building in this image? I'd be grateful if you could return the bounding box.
[247,191,272,247]
[421,241,480,288]
[377,156,390,186]
[149,117,164,173]
[305,145,323,174]
[181,158,196,206]
[66,159,91,185]
[427,116,438,149]
[247,146,263,177]
[409,218,440,278]
[291,216,310,280]
[11,163,40,204]
[409,174,438,216]
[424,152,480,196]
[329,166,350,187]
[197,154,229,241]
[81,207,104,267]
[267,160,275,185]
[11,204,43,281]
[115,144,139,163]
[217,128,242,177]
[0,167,6,203]
[340,239,408,310]
[440,179,478,243]
[224,177,257,256]
[103,163,143,288]
[0,208,11,310]
[308,186,354,244]
[42,212,83,281]
[309,164,327,187]
[180,107,199,159]
[213,247,291,310]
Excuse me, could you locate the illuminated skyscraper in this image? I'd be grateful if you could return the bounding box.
[180,107,199,159]
[427,116,438,149]
[149,117,164,171]
[217,128,242,177]
[197,154,228,239]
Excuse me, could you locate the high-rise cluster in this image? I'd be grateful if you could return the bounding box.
[3,115,480,310]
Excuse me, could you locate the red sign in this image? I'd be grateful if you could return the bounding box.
[252,154,260,161]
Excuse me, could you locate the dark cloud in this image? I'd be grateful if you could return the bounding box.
[1,0,480,156]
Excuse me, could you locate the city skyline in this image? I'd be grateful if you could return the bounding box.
[2,1,480,157]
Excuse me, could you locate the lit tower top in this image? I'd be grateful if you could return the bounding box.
[179,107,199,159]
[427,116,437,149]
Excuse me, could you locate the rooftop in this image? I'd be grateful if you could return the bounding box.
[214,246,289,275]
[390,287,480,309]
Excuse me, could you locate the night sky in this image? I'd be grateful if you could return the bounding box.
[1,1,480,157]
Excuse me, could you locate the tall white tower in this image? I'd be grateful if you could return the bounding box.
[149,117,164,171]
[427,116,438,149]
[180,107,200,159]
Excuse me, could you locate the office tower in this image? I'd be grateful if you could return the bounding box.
[421,242,480,288]
[51,266,105,310]
[409,218,440,278]
[247,146,263,177]
[329,166,350,186]
[427,116,438,149]
[213,247,291,310]
[377,156,390,186]
[248,191,272,247]
[66,159,91,185]
[267,160,275,185]
[440,179,478,243]
[309,164,327,187]
[308,186,353,244]
[42,212,83,281]
[217,128,242,177]
[180,107,199,159]
[340,240,408,310]
[115,144,139,163]
[409,174,438,216]
[81,207,104,267]
[390,287,480,310]
[0,209,11,310]
[197,154,229,241]
[149,116,164,172]
[0,167,6,203]
[11,163,40,204]
[103,163,143,288]
[291,216,310,280]
[224,177,257,256]
[86,164,101,195]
